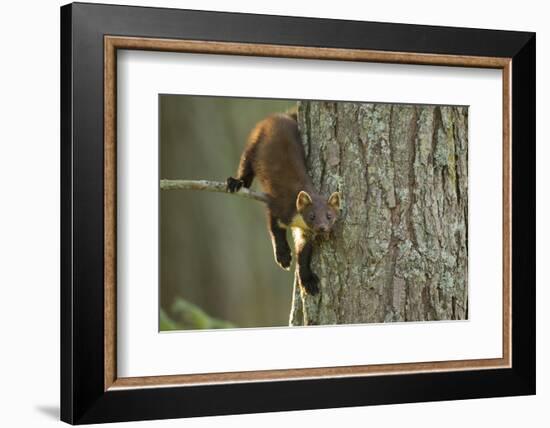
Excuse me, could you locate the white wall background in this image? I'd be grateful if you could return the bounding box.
[0,0,546,427]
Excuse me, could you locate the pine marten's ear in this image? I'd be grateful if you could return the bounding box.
[328,192,341,211]
[296,191,313,212]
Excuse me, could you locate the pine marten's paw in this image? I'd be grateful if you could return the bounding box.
[226,177,244,193]
[301,273,319,296]
[275,249,292,271]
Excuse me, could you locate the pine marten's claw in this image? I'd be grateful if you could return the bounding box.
[301,274,319,296]
[275,250,292,271]
[226,177,243,193]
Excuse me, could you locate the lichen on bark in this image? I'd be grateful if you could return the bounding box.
[290,101,468,326]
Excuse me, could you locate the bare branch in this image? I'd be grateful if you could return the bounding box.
[160,179,269,203]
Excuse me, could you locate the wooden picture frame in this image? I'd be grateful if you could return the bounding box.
[61,2,535,424]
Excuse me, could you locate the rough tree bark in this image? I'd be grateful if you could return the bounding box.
[290,101,468,326]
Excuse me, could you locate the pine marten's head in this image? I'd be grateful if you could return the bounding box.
[295,190,341,237]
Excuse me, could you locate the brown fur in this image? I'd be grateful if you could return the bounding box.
[227,112,341,295]
[247,114,311,223]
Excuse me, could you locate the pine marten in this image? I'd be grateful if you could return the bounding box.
[227,111,341,295]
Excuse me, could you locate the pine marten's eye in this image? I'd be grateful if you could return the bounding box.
[309,213,315,221]
[326,213,332,220]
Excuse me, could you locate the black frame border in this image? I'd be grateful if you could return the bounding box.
[61,2,535,424]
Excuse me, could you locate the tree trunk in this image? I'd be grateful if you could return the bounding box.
[290,101,468,326]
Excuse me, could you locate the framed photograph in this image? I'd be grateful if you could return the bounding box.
[60,2,535,424]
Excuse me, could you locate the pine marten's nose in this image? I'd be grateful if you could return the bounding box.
[319,225,329,233]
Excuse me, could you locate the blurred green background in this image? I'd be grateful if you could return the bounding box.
[160,95,297,331]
